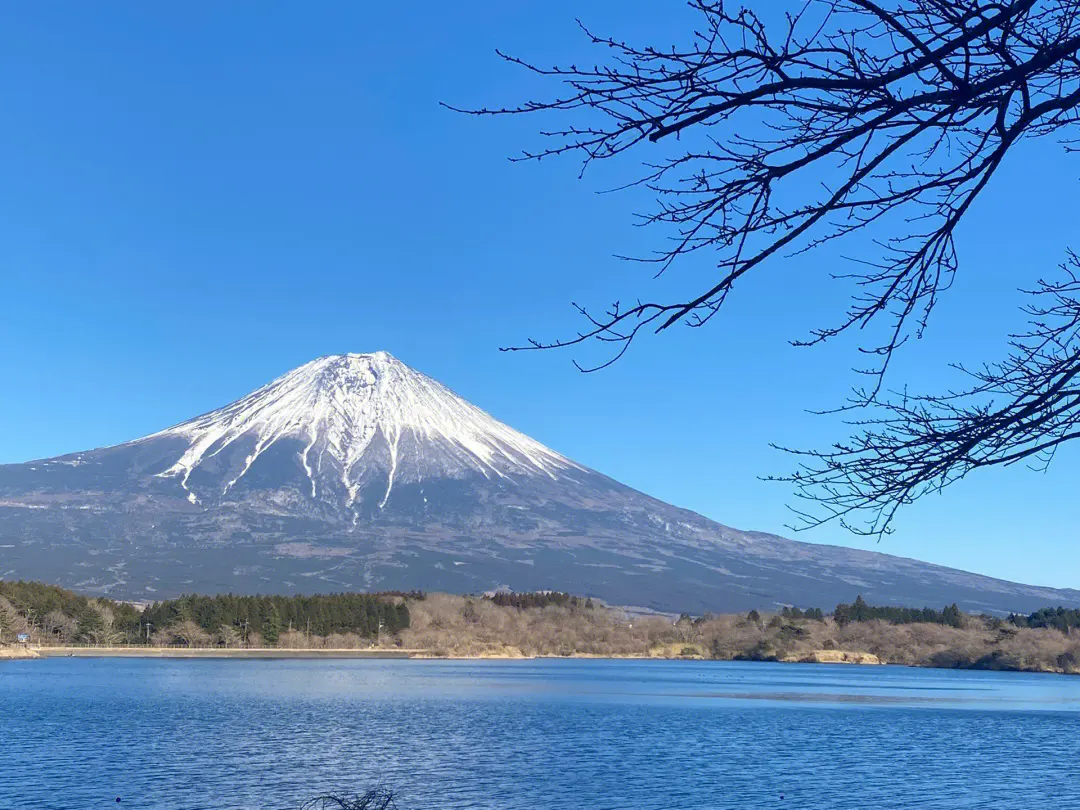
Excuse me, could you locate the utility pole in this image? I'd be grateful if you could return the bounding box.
[145,622,153,643]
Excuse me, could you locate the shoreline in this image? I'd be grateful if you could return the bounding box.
[27,646,415,659]
[6,586,1079,677]
[2,646,1074,675]
[6,646,823,661]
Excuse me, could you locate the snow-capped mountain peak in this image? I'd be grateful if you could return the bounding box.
[148,352,580,506]
[7,352,1080,615]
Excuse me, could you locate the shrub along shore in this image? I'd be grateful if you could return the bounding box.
[2,582,1080,674]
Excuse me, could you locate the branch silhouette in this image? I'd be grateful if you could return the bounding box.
[455,0,1080,534]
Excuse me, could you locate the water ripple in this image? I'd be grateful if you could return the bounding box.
[2,660,1079,809]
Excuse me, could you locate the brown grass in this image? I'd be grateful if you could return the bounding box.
[7,590,1078,675]
[398,595,1080,674]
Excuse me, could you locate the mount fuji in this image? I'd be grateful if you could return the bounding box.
[1,352,1077,614]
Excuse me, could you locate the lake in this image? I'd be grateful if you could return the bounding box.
[2,659,1079,809]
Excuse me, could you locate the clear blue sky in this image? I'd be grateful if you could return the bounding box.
[2,2,1077,588]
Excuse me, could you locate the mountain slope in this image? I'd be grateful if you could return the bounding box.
[1,352,1077,614]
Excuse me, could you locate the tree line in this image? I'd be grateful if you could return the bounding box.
[141,593,411,645]
[484,591,594,610]
[0,580,143,644]
[8,580,1080,647]
[802,597,1080,635]
[833,596,964,628]
[0,581,411,646]
[780,607,825,621]
[1009,607,1080,634]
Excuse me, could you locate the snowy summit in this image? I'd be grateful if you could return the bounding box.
[149,352,580,508]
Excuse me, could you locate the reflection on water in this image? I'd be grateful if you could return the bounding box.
[2,659,1079,809]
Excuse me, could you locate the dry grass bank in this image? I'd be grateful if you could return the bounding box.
[6,589,1080,674]
[399,594,1080,673]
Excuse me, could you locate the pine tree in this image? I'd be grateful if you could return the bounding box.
[943,603,964,628]
[77,609,105,644]
[263,606,282,646]
[852,595,869,622]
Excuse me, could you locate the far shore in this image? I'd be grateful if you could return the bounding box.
[6,586,1080,676]
[5,646,1080,674]
[24,646,416,659]
[8,646,663,661]
[4,645,874,663]
[0,645,970,669]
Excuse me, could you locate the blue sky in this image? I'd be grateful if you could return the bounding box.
[2,2,1078,589]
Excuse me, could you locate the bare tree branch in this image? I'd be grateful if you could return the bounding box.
[456,0,1080,532]
[772,252,1080,535]
[455,0,1079,372]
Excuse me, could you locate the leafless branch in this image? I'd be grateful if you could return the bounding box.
[456,0,1080,529]
[771,252,1080,534]
[457,0,1079,373]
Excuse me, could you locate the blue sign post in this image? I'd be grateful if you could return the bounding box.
[15,633,30,644]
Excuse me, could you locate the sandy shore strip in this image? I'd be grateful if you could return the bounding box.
[30,647,416,659]
[10,647,885,664]
[0,647,40,660]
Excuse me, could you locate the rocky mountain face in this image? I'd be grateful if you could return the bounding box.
[1,352,1077,614]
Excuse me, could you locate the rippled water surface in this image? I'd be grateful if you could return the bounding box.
[3,658,1080,809]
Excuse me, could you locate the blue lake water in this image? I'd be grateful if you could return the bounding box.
[2,658,1080,809]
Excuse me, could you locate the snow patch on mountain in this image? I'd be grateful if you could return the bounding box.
[145,352,581,506]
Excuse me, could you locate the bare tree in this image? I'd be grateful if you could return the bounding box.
[214,624,244,648]
[170,619,211,648]
[42,609,79,644]
[674,613,702,644]
[460,0,1080,533]
[85,601,126,646]
[0,596,25,642]
[777,252,1080,532]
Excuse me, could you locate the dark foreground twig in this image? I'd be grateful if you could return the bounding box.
[299,790,397,810]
